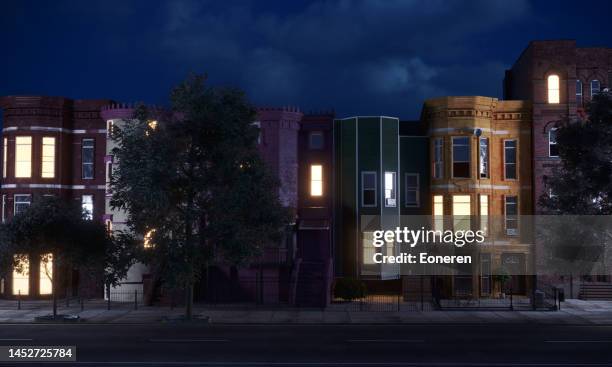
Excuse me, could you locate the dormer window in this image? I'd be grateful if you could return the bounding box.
[547,75,560,104]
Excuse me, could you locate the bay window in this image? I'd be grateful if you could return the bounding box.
[41,137,56,178]
[310,165,323,197]
[452,136,470,178]
[15,136,32,178]
[504,140,517,180]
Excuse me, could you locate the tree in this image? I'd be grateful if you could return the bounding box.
[539,92,612,279]
[110,74,290,319]
[0,196,134,319]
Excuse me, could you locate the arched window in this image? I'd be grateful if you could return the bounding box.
[547,75,560,104]
[591,80,600,97]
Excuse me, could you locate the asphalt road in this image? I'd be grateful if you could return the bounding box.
[0,323,611,366]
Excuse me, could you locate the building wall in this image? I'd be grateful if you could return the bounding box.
[504,40,612,213]
[0,96,111,298]
[422,96,533,296]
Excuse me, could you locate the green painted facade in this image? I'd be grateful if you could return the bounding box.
[333,117,429,279]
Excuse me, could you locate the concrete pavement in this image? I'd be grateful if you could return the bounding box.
[1,299,612,324]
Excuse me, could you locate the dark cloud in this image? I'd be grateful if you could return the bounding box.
[1,0,611,119]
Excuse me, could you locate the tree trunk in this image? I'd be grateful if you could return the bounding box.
[185,281,194,320]
[52,259,58,319]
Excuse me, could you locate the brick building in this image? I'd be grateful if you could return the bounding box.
[0,96,111,299]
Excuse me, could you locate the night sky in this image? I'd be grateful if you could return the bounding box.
[1,0,611,120]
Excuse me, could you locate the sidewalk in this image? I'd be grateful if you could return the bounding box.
[1,299,611,324]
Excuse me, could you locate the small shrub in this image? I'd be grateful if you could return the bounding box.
[334,278,367,300]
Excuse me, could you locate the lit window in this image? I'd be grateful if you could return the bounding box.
[309,131,324,150]
[505,196,519,235]
[40,254,53,295]
[41,137,56,178]
[504,140,517,180]
[452,195,471,231]
[576,80,583,107]
[310,165,323,197]
[148,120,158,130]
[479,195,488,236]
[12,255,29,296]
[452,136,470,178]
[479,137,488,178]
[13,194,31,216]
[547,75,560,104]
[433,138,443,179]
[404,173,419,207]
[362,232,376,265]
[361,172,377,207]
[549,128,558,157]
[82,195,93,220]
[591,80,600,97]
[433,195,444,231]
[144,229,156,249]
[15,136,32,178]
[384,171,396,207]
[3,137,7,178]
[82,139,94,179]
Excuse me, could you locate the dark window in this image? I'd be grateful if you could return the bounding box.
[404,173,419,207]
[309,131,324,150]
[433,138,443,179]
[549,129,558,157]
[362,172,377,207]
[504,140,517,179]
[452,136,470,178]
[14,194,31,216]
[576,80,583,107]
[591,80,600,96]
[82,139,94,179]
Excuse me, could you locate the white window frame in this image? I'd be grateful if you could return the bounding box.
[547,74,560,104]
[503,139,518,180]
[576,80,583,107]
[361,171,377,207]
[3,137,7,178]
[504,195,519,236]
[433,138,443,179]
[13,194,31,216]
[82,138,95,179]
[404,173,419,207]
[41,136,56,178]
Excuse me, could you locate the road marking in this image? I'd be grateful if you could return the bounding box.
[545,340,612,343]
[347,339,424,343]
[148,338,228,343]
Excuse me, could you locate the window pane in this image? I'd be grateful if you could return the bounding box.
[41,137,55,178]
[12,255,29,296]
[504,140,517,179]
[310,165,323,196]
[549,129,559,157]
[14,195,31,216]
[363,172,376,189]
[309,132,324,149]
[434,138,443,179]
[363,190,376,206]
[82,139,94,179]
[384,171,396,207]
[433,195,444,231]
[591,80,600,96]
[453,195,471,231]
[40,254,53,295]
[3,137,7,178]
[453,137,470,178]
[548,75,560,103]
[480,195,488,235]
[82,195,93,220]
[15,136,32,178]
[479,138,488,178]
[362,172,377,206]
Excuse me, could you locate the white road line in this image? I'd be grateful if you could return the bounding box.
[148,338,228,343]
[346,339,424,343]
[545,340,612,343]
